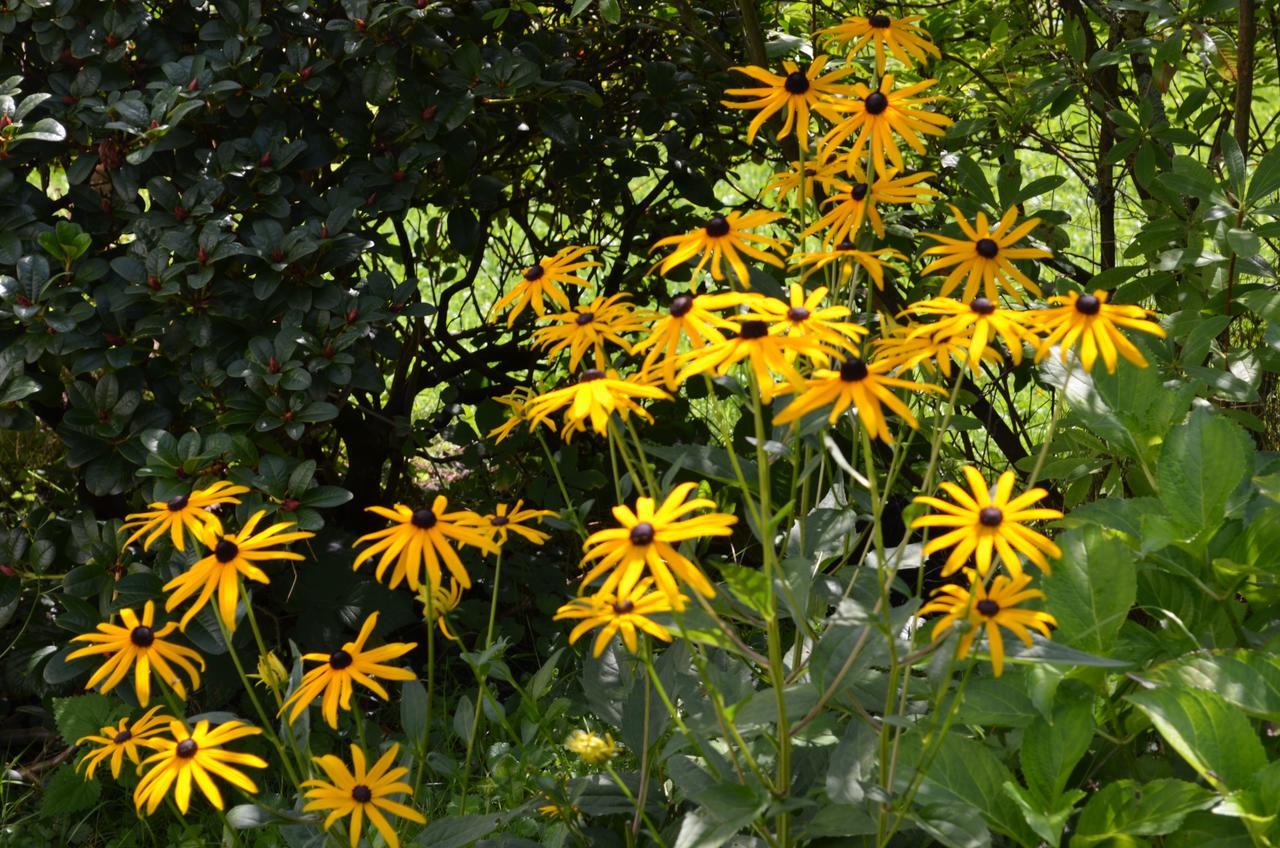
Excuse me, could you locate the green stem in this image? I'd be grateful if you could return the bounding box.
[537,431,588,538]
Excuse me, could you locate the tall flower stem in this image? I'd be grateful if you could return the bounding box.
[238,579,311,779]
[536,431,588,538]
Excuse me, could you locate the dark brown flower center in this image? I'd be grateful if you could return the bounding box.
[175,738,198,758]
[329,649,353,670]
[976,599,1000,617]
[130,626,155,647]
[784,71,810,95]
[524,264,545,281]
[1075,294,1101,315]
[864,91,889,115]
[490,515,509,527]
[113,729,133,745]
[670,295,694,317]
[580,369,606,382]
[352,784,373,803]
[613,599,636,614]
[978,506,1003,527]
[787,306,811,322]
[738,320,769,340]
[975,238,999,259]
[869,13,892,28]
[850,183,870,201]
[629,522,655,546]
[166,494,190,511]
[704,215,730,238]
[835,240,858,251]
[214,539,239,563]
[970,297,996,315]
[411,509,437,529]
[840,358,869,382]
[574,311,595,326]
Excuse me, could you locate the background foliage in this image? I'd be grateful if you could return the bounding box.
[2,0,1280,846]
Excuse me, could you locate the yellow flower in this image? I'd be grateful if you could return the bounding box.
[819,75,951,178]
[67,600,204,707]
[302,744,426,848]
[911,466,1063,578]
[75,706,172,780]
[580,482,736,602]
[565,729,618,765]
[163,510,314,632]
[525,369,670,440]
[480,500,556,547]
[921,206,1052,302]
[920,569,1057,677]
[763,153,845,203]
[800,169,937,242]
[531,293,646,372]
[905,296,1034,370]
[721,56,857,151]
[1027,289,1166,373]
[132,719,267,815]
[676,317,825,402]
[741,283,868,356]
[790,242,905,290]
[119,481,249,552]
[872,322,1003,378]
[632,292,756,389]
[489,245,600,325]
[417,579,463,641]
[650,210,788,290]
[487,387,553,444]
[554,578,681,657]
[250,651,289,691]
[281,611,417,728]
[818,12,941,75]
[353,497,498,592]
[773,356,943,442]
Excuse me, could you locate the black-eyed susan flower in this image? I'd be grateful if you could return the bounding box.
[417,579,463,641]
[565,729,619,765]
[353,498,498,592]
[721,56,857,151]
[920,569,1057,677]
[525,369,670,440]
[531,293,645,372]
[906,297,1034,370]
[921,206,1053,303]
[119,481,249,552]
[487,387,553,444]
[75,706,172,780]
[479,501,556,547]
[801,169,938,243]
[281,611,417,728]
[1027,289,1166,373]
[741,284,868,356]
[911,466,1063,578]
[302,743,425,848]
[489,245,600,325]
[67,601,204,707]
[818,12,941,75]
[763,153,845,203]
[790,242,904,290]
[133,719,267,814]
[553,578,681,657]
[163,510,314,632]
[580,482,736,602]
[650,210,788,290]
[772,356,943,442]
[872,322,1004,378]
[819,76,951,177]
[632,292,756,389]
[676,318,824,402]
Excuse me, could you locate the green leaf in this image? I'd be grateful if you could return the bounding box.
[825,719,876,804]
[1226,227,1259,257]
[414,814,499,848]
[1127,686,1266,791]
[1071,779,1216,846]
[39,764,101,817]
[401,678,428,744]
[1220,134,1246,196]
[719,562,770,618]
[1246,144,1280,205]
[598,0,621,24]
[1004,782,1084,848]
[1020,694,1095,805]
[1042,526,1135,655]
[1157,408,1251,536]
[52,693,121,745]
[953,677,1038,728]
[1147,650,1280,721]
